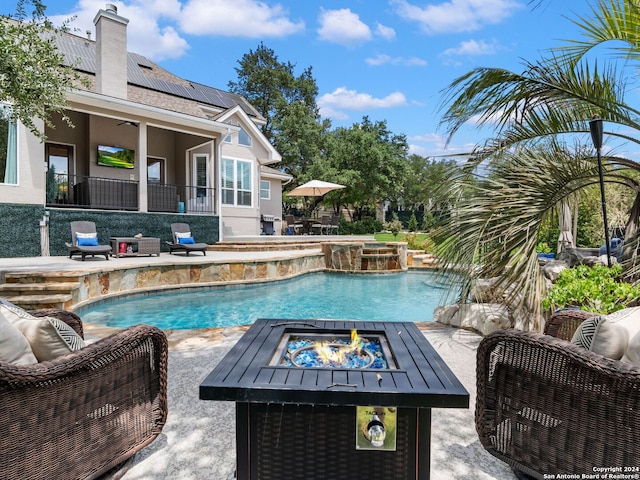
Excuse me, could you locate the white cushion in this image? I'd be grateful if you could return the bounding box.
[621,331,640,366]
[175,231,191,238]
[0,304,85,362]
[0,315,38,365]
[571,315,628,359]
[571,307,640,360]
[75,232,97,239]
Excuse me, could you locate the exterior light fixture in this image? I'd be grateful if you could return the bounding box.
[589,115,611,267]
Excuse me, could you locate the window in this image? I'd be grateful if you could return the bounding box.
[193,154,209,198]
[223,121,252,147]
[0,104,17,184]
[260,180,270,200]
[222,158,253,206]
[147,157,164,183]
[238,125,252,147]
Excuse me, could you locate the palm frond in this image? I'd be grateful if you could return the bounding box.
[556,0,640,67]
[431,142,611,329]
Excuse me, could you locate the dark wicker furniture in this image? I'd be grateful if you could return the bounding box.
[0,308,168,480]
[476,309,640,479]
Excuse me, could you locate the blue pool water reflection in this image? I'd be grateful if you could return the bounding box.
[79,271,459,330]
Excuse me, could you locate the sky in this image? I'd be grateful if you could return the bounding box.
[7,0,600,159]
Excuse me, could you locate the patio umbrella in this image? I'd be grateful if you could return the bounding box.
[287,180,345,197]
[557,199,575,253]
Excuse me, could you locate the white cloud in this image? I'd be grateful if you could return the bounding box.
[391,0,522,34]
[442,39,501,56]
[48,0,305,60]
[375,22,396,40]
[365,54,427,67]
[407,131,477,159]
[317,8,372,46]
[50,0,189,61]
[179,0,304,37]
[318,87,408,120]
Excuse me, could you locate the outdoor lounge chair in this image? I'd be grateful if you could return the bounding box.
[66,221,112,260]
[166,222,208,255]
[476,309,640,478]
[0,303,168,480]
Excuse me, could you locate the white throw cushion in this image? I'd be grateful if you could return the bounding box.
[0,315,38,365]
[0,304,85,362]
[621,331,640,366]
[571,315,628,359]
[571,307,640,360]
[75,232,97,238]
[175,231,191,239]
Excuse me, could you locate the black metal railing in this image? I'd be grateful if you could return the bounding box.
[47,173,215,214]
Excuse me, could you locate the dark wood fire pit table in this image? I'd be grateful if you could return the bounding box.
[200,318,469,480]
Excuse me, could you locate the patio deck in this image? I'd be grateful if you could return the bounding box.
[91,322,515,480]
[0,250,515,479]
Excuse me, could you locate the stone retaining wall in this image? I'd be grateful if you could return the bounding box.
[72,253,326,310]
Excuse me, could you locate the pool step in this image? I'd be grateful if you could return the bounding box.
[0,273,80,310]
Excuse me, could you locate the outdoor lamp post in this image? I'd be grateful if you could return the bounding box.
[589,115,612,267]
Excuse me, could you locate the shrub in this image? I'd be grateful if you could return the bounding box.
[542,264,640,314]
[384,213,403,239]
[407,212,419,232]
[404,232,434,252]
[339,217,383,235]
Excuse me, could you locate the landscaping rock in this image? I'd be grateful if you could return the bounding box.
[435,303,512,336]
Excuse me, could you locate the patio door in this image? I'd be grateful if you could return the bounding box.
[190,153,210,212]
[46,144,73,204]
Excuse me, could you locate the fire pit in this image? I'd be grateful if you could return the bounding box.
[200,319,469,480]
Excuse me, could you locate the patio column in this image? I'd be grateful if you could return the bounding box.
[138,121,148,212]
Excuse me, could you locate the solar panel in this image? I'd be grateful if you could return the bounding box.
[54,30,263,119]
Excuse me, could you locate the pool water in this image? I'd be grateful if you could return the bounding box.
[78,271,459,330]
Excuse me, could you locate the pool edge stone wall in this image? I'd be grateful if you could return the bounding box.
[71,253,326,311]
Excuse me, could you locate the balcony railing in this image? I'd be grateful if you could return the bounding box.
[47,173,215,214]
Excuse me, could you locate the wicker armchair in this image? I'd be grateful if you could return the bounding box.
[476,309,640,479]
[0,308,168,480]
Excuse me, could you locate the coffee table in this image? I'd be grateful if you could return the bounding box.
[110,236,161,257]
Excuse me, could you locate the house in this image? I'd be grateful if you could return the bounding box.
[0,3,290,257]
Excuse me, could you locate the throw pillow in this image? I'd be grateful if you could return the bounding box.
[603,306,640,341]
[0,315,38,365]
[1,304,85,362]
[178,236,196,244]
[175,231,191,239]
[621,331,640,366]
[77,236,99,246]
[76,232,97,239]
[571,315,628,360]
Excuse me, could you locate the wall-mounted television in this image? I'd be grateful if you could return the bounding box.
[97,145,135,169]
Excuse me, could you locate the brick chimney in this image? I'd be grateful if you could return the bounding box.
[93,4,129,99]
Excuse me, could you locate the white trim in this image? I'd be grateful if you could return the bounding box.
[216,105,281,162]
[67,89,239,137]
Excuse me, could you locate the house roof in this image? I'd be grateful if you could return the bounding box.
[54,30,265,122]
[261,165,292,181]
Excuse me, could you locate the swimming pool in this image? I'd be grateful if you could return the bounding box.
[78,271,459,330]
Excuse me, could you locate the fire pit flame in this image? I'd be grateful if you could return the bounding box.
[283,329,389,369]
[314,329,362,366]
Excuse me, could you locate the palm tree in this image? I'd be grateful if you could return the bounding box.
[435,0,640,330]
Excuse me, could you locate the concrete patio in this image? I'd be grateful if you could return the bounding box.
[82,322,516,480]
[0,252,516,479]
